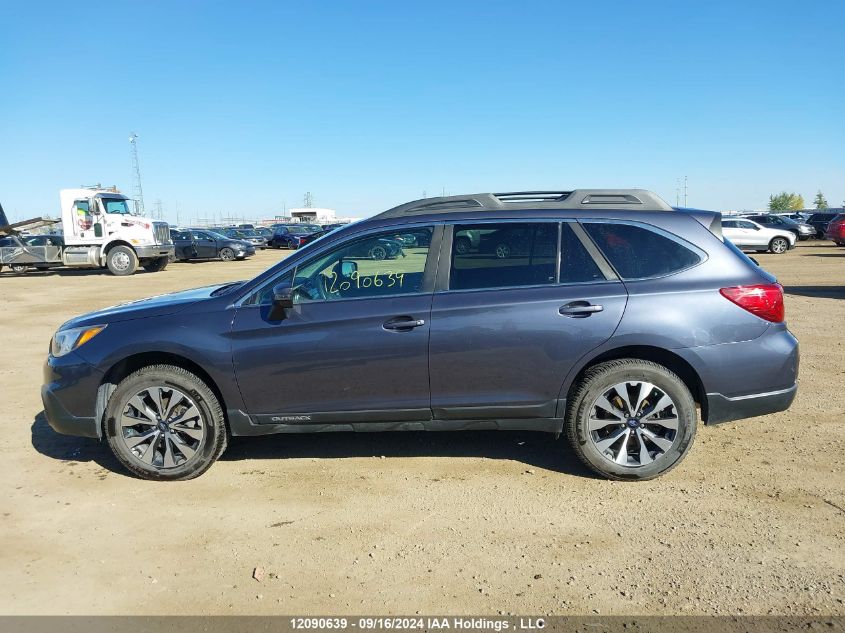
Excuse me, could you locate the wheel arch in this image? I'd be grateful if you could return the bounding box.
[96,351,228,435]
[103,240,135,255]
[562,345,708,422]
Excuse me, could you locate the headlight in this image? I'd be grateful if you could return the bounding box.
[50,325,107,357]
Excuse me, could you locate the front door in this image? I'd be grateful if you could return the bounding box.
[231,225,438,423]
[428,222,627,420]
[192,231,219,258]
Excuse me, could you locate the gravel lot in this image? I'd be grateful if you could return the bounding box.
[1,242,843,616]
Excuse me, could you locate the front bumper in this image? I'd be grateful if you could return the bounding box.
[135,244,175,259]
[41,351,104,438]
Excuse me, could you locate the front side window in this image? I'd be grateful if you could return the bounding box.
[583,222,702,280]
[450,222,557,290]
[272,226,434,304]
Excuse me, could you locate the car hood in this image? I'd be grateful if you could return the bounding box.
[61,283,238,329]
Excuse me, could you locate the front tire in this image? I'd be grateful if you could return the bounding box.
[769,237,789,254]
[104,365,227,481]
[565,359,697,481]
[106,245,139,276]
[219,247,235,261]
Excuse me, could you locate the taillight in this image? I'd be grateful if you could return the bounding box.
[720,284,785,323]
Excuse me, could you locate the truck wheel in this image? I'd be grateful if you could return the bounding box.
[103,364,227,481]
[769,237,789,254]
[565,359,697,481]
[11,264,28,273]
[107,246,139,276]
[143,256,169,273]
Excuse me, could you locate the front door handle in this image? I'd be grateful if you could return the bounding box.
[559,301,603,318]
[383,317,426,331]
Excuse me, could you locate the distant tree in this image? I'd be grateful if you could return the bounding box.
[768,192,806,211]
[813,191,829,210]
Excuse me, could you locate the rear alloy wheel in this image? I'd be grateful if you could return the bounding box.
[10,264,28,273]
[454,236,471,255]
[219,247,235,261]
[566,359,696,480]
[104,365,227,481]
[769,237,789,254]
[369,245,388,260]
[495,243,511,259]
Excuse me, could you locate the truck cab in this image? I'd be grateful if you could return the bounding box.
[59,188,174,275]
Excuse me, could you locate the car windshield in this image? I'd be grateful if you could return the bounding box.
[286,225,311,234]
[205,230,229,240]
[239,229,260,237]
[100,197,133,215]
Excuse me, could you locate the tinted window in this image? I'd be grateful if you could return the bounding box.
[559,224,605,283]
[583,222,701,280]
[722,220,738,228]
[450,223,557,290]
[290,226,433,303]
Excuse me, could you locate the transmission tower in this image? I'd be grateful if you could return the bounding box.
[304,192,313,208]
[128,133,146,216]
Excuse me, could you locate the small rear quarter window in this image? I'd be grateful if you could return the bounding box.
[583,222,702,279]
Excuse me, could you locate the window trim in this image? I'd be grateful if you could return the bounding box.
[236,223,443,308]
[438,219,616,294]
[578,218,707,281]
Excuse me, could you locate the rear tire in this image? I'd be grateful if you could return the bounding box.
[142,256,169,272]
[769,237,789,254]
[104,365,227,481]
[106,245,139,276]
[565,359,697,481]
[10,264,28,273]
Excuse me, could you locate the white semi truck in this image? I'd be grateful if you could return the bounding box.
[0,187,174,276]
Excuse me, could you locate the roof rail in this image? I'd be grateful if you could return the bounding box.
[376,189,673,219]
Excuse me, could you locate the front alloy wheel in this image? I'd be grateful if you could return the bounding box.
[495,243,511,259]
[769,237,789,254]
[219,247,235,261]
[105,365,227,480]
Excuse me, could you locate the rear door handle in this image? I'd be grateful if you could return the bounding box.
[559,301,604,318]
[383,317,426,331]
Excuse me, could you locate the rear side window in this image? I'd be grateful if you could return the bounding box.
[450,223,557,290]
[583,222,701,280]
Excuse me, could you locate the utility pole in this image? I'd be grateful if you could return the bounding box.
[304,192,313,208]
[676,179,680,207]
[683,176,688,207]
[128,133,145,216]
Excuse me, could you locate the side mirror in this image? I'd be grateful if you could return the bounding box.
[268,281,295,321]
[339,260,357,278]
[753,226,761,231]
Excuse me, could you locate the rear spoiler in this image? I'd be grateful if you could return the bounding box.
[675,207,723,240]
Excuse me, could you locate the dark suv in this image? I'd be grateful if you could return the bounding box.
[42,190,798,481]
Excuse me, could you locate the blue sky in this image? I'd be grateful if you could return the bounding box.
[1,0,843,223]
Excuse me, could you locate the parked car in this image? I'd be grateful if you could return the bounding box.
[823,214,845,246]
[741,213,815,241]
[776,212,812,223]
[268,224,320,249]
[722,218,795,253]
[237,224,255,230]
[220,227,267,250]
[0,234,64,273]
[255,227,273,240]
[806,212,842,238]
[42,189,798,482]
[170,229,255,262]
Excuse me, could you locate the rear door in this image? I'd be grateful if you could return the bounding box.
[428,221,627,421]
[193,231,219,258]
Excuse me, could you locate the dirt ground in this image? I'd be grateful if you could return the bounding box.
[1,242,843,616]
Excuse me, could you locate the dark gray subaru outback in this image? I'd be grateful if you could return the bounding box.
[42,190,799,481]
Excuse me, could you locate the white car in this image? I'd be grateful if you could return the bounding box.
[722,218,795,254]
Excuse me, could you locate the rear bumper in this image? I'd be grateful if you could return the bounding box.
[706,384,797,425]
